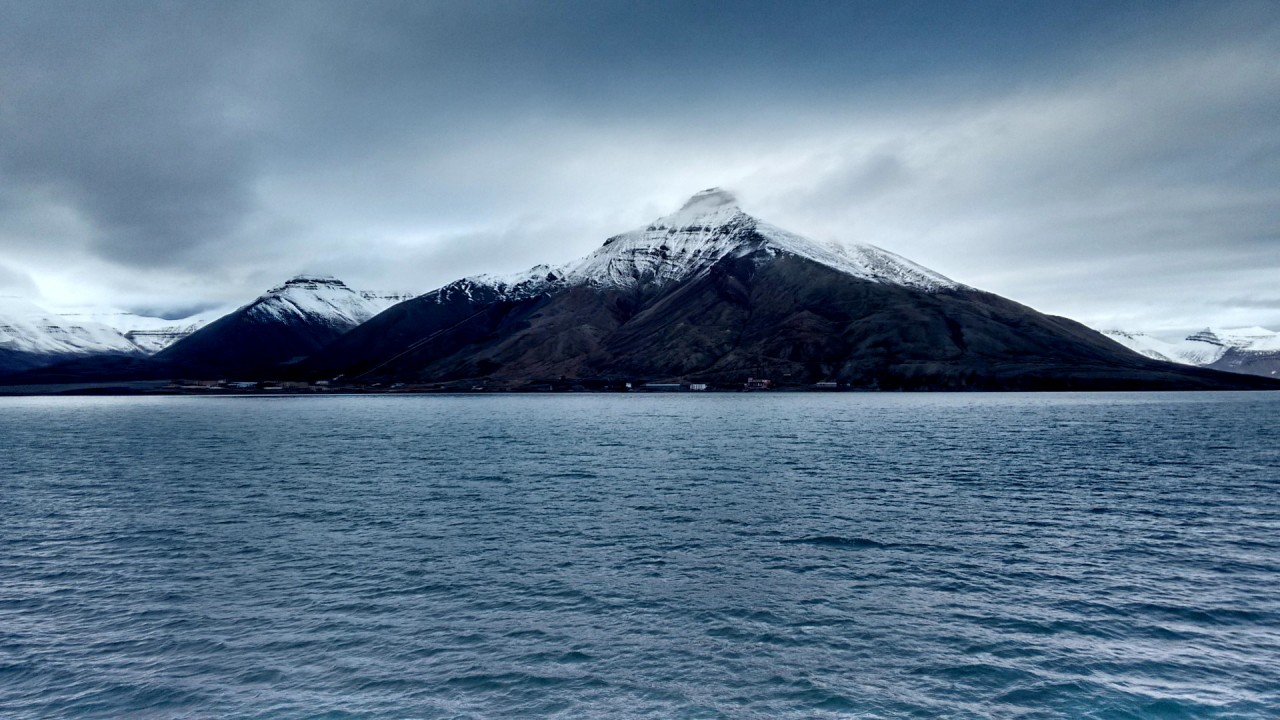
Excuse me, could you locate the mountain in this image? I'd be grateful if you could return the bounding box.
[1205,328,1280,378]
[0,295,230,375]
[0,297,144,373]
[306,189,1274,390]
[55,307,226,353]
[1104,327,1280,378]
[154,275,409,376]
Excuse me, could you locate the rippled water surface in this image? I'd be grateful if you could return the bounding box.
[2,392,1279,718]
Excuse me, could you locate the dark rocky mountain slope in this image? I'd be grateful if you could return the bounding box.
[1208,347,1280,379]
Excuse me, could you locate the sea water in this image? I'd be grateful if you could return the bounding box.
[1,392,1277,718]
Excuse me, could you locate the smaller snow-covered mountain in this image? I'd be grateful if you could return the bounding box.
[58,283,412,356]
[0,297,143,372]
[233,275,397,326]
[0,295,234,374]
[0,297,234,375]
[56,307,227,354]
[1187,328,1280,378]
[155,275,412,375]
[1103,327,1280,378]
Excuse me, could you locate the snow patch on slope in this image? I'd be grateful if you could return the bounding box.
[1102,330,1185,363]
[361,291,417,311]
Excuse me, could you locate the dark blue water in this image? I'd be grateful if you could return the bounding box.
[1,393,1278,719]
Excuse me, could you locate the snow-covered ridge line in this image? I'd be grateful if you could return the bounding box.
[2,275,416,363]
[0,296,141,357]
[1,298,225,357]
[55,306,230,354]
[1102,327,1280,366]
[438,188,959,302]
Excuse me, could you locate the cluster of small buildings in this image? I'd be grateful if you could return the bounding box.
[639,378,841,391]
[163,377,846,393]
[166,379,332,393]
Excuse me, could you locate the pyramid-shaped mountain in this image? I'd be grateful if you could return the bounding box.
[306,189,1269,389]
[157,276,399,376]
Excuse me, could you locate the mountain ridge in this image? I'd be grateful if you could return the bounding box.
[0,296,143,373]
[1103,327,1279,378]
[0,276,416,381]
[301,191,1276,390]
[3,191,1277,390]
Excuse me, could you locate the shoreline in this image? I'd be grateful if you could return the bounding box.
[1,382,1276,397]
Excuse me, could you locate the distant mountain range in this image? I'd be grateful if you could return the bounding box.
[0,296,148,373]
[0,279,409,376]
[54,306,230,354]
[1102,328,1280,379]
[2,189,1276,391]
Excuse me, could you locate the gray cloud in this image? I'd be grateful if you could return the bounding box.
[0,4,261,264]
[0,262,37,296]
[1220,297,1280,310]
[0,0,1276,337]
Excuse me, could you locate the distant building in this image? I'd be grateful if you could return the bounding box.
[814,381,838,389]
[744,377,771,390]
[688,383,708,391]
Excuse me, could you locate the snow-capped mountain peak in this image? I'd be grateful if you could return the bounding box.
[649,187,747,230]
[1187,327,1280,351]
[453,188,959,300]
[244,275,403,327]
[268,275,347,293]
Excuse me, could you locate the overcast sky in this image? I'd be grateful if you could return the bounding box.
[1,0,1276,336]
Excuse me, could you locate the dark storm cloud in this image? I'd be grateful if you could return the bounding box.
[0,2,268,265]
[0,0,1163,242]
[0,0,1276,334]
